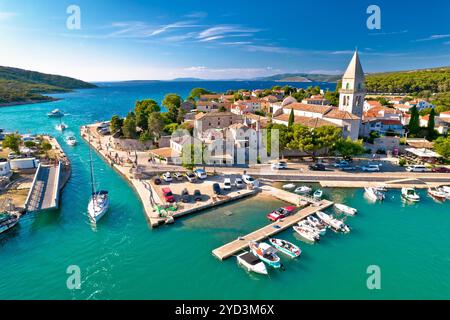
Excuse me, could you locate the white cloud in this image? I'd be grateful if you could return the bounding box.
[414,34,450,42]
[197,25,259,40]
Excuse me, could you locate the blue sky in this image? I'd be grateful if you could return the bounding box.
[0,0,449,81]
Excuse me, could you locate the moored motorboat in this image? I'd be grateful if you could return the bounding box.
[56,123,67,131]
[295,186,312,194]
[313,189,323,199]
[428,187,447,202]
[269,238,301,258]
[316,211,350,233]
[401,187,420,202]
[236,251,268,275]
[364,187,385,201]
[47,109,64,118]
[282,183,296,190]
[298,220,326,236]
[334,203,357,216]
[293,225,320,243]
[0,213,20,235]
[249,241,281,269]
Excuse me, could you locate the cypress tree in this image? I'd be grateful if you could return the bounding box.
[427,108,436,140]
[288,108,295,128]
[408,106,420,135]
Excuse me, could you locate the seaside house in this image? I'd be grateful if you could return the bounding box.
[193,112,243,138]
[406,99,435,111]
[363,100,382,112]
[301,95,330,106]
[360,119,405,137]
[388,97,406,105]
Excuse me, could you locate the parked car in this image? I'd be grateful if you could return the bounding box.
[194,169,207,180]
[161,187,175,203]
[162,172,172,182]
[181,188,190,203]
[223,178,232,190]
[362,164,381,172]
[339,165,357,171]
[271,161,288,170]
[173,172,183,181]
[406,165,429,172]
[242,174,258,187]
[153,177,162,185]
[432,167,450,173]
[8,152,19,160]
[334,160,350,168]
[235,178,244,189]
[185,172,197,183]
[193,190,202,201]
[212,183,221,195]
[309,163,326,171]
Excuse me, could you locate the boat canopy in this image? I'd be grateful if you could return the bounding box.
[92,190,109,196]
[239,252,261,265]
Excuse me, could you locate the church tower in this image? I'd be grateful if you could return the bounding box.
[338,50,365,117]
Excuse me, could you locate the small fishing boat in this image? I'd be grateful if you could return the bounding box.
[437,187,450,200]
[269,238,301,258]
[307,215,327,229]
[56,123,67,131]
[316,211,350,233]
[249,241,281,269]
[66,136,77,146]
[294,186,312,194]
[267,206,296,221]
[428,187,447,202]
[364,187,385,201]
[401,187,420,202]
[334,203,357,216]
[282,183,296,190]
[47,109,64,118]
[374,185,388,192]
[293,225,320,243]
[236,251,268,275]
[313,189,323,199]
[0,212,20,235]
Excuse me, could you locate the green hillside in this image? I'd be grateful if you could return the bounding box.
[365,66,450,93]
[0,66,96,105]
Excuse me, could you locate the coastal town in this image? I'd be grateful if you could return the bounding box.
[2,50,450,275]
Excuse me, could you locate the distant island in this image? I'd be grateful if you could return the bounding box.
[0,66,96,107]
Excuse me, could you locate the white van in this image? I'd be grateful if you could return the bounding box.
[405,165,429,172]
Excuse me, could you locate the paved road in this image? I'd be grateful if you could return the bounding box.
[26,165,59,212]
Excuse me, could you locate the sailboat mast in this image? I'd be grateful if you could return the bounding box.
[88,130,96,196]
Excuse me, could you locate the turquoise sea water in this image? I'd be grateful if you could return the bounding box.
[1,81,450,300]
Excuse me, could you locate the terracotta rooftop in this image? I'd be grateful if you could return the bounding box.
[283,102,333,114]
[324,108,360,120]
[149,147,180,159]
[274,114,340,128]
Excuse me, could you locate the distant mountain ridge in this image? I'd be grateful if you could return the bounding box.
[0,66,96,106]
[253,73,342,83]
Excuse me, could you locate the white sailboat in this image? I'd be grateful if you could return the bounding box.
[87,132,109,222]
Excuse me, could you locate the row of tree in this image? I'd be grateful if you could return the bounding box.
[408,105,438,140]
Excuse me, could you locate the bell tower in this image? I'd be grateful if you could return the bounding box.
[338,50,365,117]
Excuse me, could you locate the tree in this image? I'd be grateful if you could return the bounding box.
[162,93,182,123]
[287,125,342,159]
[24,141,36,148]
[164,123,179,135]
[110,115,123,136]
[139,130,153,142]
[176,108,186,124]
[148,112,165,139]
[408,106,420,135]
[334,137,365,158]
[41,140,52,157]
[134,99,160,130]
[434,136,450,159]
[265,123,290,156]
[122,112,138,139]
[188,88,211,100]
[288,108,295,128]
[2,133,21,153]
[426,108,436,140]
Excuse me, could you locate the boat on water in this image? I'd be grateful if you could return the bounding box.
[438,186,450,199]
[313,189,323,199]
[401,187,420,202]
[47,109,64,118]
[295,186,312,194]
[0,213,20,235]
[293,225,320,243]
[249,241,281,269]
[269,238,301,258]
[56,123,67,131]
[316,211,350,233]
[267,206,296,221]
[87,132,110,222]
[236,251,268,275]
[374,185,388,192]
[298,220,326,236]
[428,187,447,202]
[66,136,77,146]
[334,203,357,216]
[307,215,327,229]
[282,183,296,190]
[364,187,385,202]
